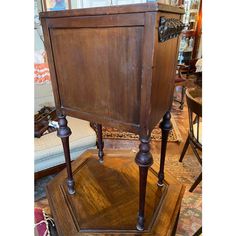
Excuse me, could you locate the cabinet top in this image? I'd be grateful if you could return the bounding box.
[40,2,184,18]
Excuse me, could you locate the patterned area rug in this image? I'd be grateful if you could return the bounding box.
[102,115,182,143]
[152,153,202,236]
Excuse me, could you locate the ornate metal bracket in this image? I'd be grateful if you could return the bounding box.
[158,17,185,42]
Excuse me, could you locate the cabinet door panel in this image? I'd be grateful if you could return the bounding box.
[50,26,143,124]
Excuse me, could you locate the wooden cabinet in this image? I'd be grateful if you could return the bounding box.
[40,2,184,233]
[40,3,184,134]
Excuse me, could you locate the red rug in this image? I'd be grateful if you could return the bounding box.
[34,207,57,236]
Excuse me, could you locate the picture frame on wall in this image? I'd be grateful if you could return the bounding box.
[42,0,72,11]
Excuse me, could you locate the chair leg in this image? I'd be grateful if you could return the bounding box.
[96,124,104,163]
[180,86,186,110]
[193,226,202,236]
[189,172,202,192]
[179,135,190,162]
[190,141,202,165]
[89,122,104,163]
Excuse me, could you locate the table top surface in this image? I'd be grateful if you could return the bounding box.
[40,2,184,18]
[47,149,185,235]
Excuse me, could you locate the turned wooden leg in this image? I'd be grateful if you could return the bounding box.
[97,124,104,163]
[158,111,172,187]
[180,86,186,110]
[57,114,75,195]
[90,122,104,163]
[135,136,153,231]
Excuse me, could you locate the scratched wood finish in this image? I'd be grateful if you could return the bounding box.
[46,150,185,236]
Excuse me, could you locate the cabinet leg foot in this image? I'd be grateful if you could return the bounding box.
[90,122,104,163]
[97,124,104,163]
[158,111,172,187]
[57,114,75,195]
[135,136,153,231]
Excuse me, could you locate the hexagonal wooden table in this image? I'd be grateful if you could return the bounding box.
[46,149,185,236]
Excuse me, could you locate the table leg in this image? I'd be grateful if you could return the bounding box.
[180,86,186,110]
[135,136,153,231]
[57,114,75,195]
[158,111,172,186]
[171,209,180,236]
[189,172,202,192]
[96,124,104,163]
[90,123,104,163]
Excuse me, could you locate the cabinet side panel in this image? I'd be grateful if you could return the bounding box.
[49,26,143,125]
[150,12,181,130]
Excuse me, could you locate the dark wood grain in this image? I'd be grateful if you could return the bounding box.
[50,25,143,126]
[46,149,185,236]
[40,3,184,135]
[149,12,181,132]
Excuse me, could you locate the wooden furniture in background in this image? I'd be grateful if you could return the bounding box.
[179,87,202,192]
[174,64,189,110]
[40,2,184,232]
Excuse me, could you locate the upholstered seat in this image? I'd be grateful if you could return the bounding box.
[174,64,189,110]
[35,116,96,173]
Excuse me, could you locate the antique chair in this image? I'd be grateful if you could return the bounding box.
[174,64,189,110]
[179,87,202,192]
[185,58,198,76]
[174,58,202,109]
